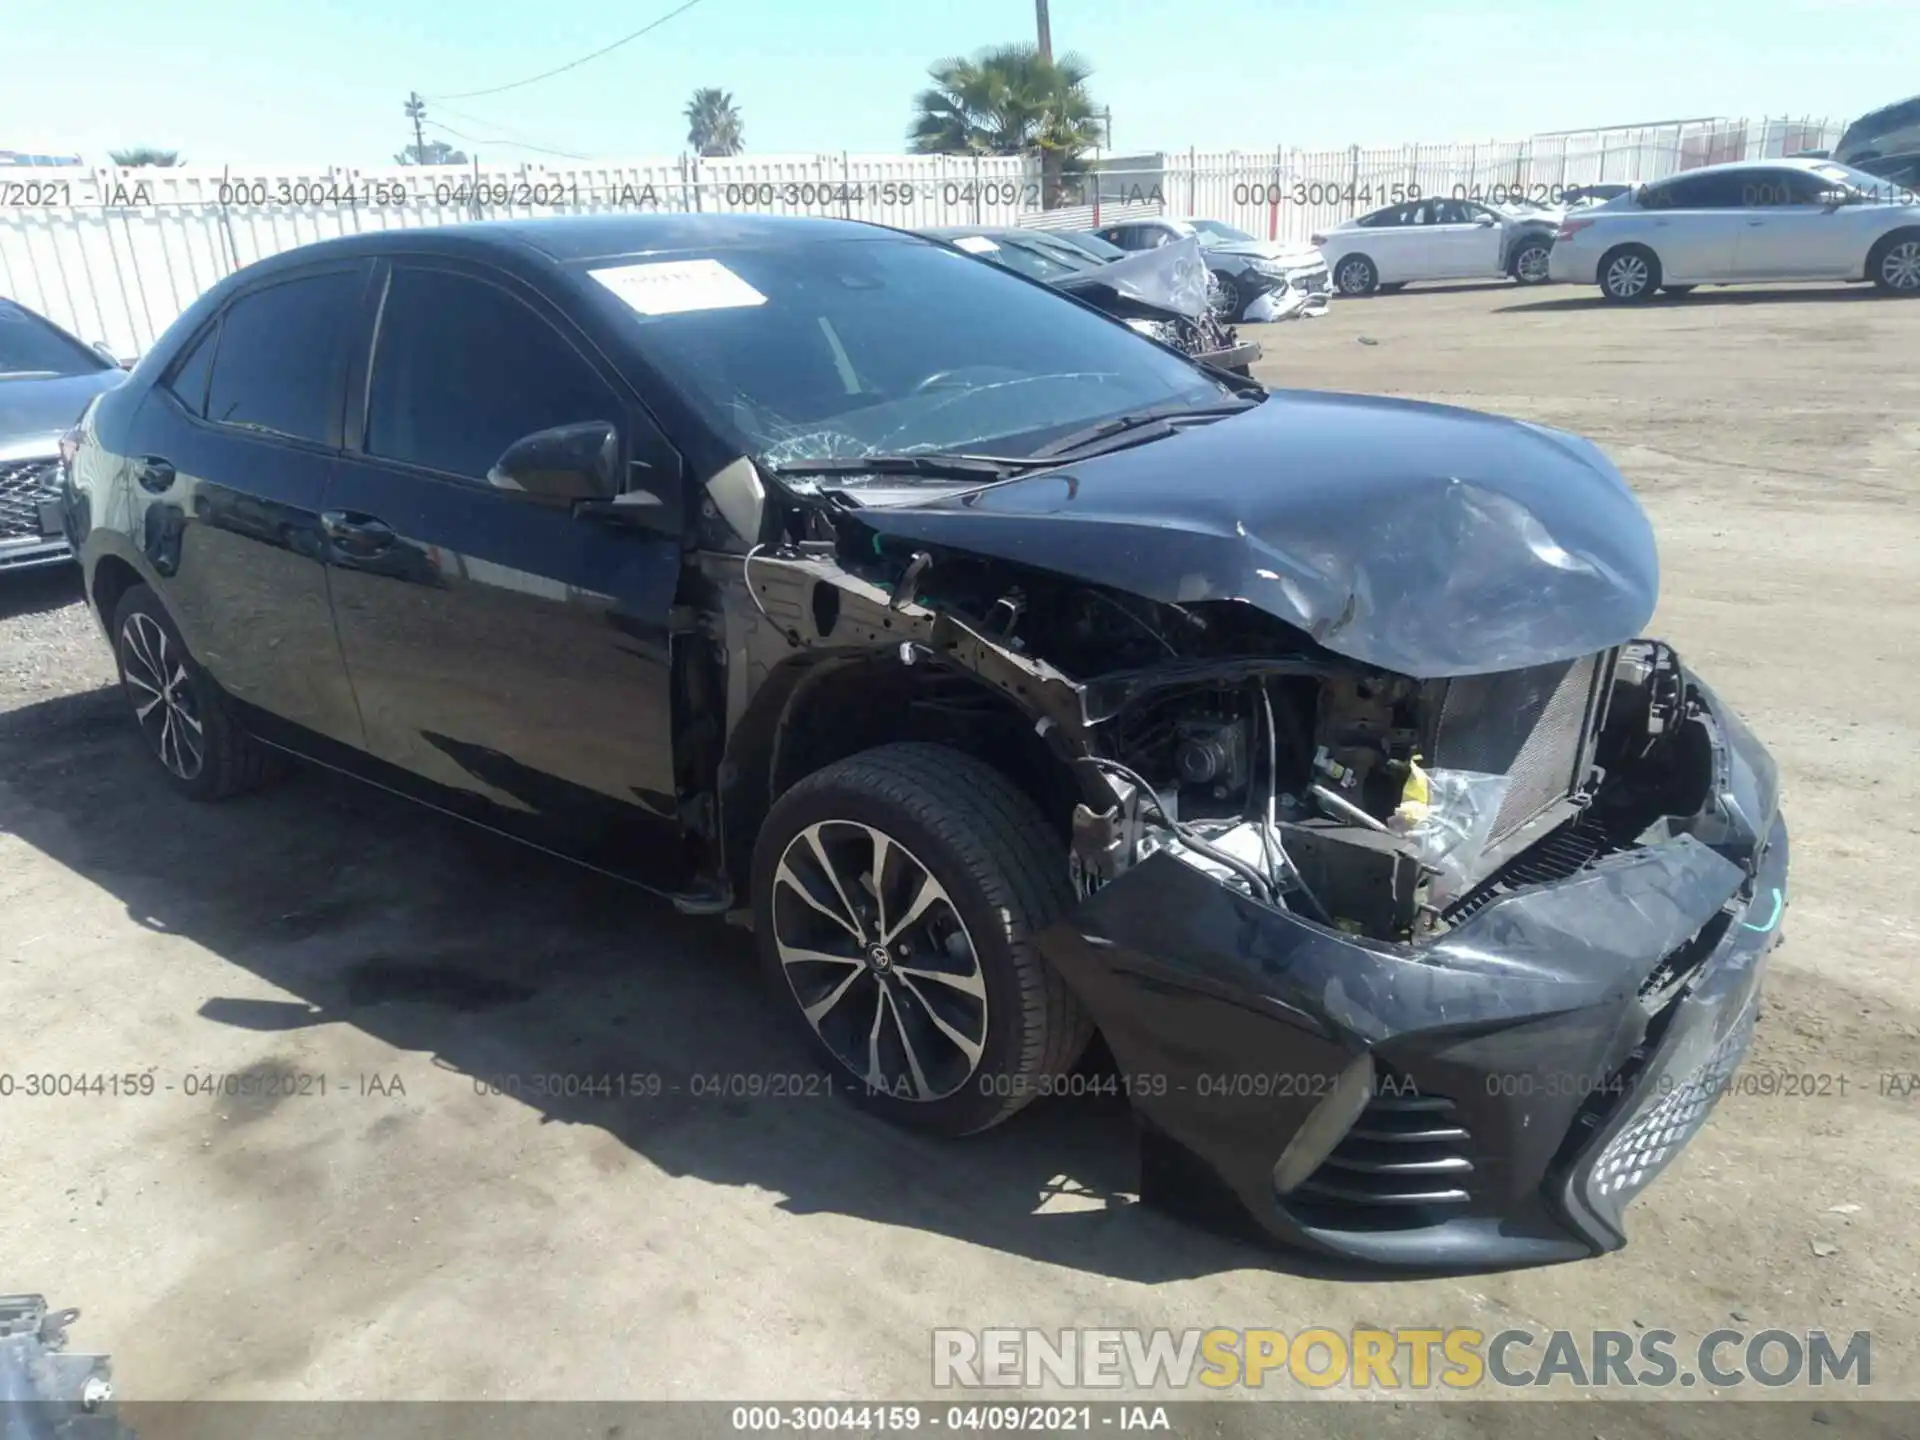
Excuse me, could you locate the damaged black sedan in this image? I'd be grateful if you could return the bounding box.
[63,214,1787,1270]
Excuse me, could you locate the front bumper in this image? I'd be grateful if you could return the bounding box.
[0,457,73,572]
[1040,669,1786,1270]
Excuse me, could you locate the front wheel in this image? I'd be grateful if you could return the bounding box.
[1869,230,1920,293]
[752,743,1092,1137]
[1598,244,1661,303]
[1334,255,1378,296]
[1206,271,1241,322]
[1511,240,1552,285]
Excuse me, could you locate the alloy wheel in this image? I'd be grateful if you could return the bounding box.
[771,820,988,1102]
[1516,244,1551,283]
[120,612,204,780]
[1604,253,1650,299]
[1881,240,1920,290]
[1207,273,1238,321]
[1336,258,1372,295]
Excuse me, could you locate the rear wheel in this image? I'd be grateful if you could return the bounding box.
[1511,239,1553,284]
[111,584,283,800]
[1334,255,1378,296]
[1598,244,1660,303]
[1869,230,1920,293]
[752,743,1092,1137]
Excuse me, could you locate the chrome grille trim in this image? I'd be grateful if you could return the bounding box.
[0,458,61,541]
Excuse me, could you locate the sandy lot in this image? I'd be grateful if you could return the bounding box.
[2,279,1916,1421]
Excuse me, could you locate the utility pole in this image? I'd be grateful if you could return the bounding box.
[404,92,428,163]
[1035,0,1052,63]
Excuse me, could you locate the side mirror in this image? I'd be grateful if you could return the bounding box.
[1475,213,1498,227]
[487,421,619,503]
[1818,190,1851,211]
[92,341,125,368]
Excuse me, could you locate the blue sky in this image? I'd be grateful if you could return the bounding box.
[3,0,1908,167]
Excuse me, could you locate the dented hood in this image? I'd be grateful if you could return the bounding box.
[856,389,1659,678]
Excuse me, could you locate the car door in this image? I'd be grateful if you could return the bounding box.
[1342,203,1415,279]
[1433,201,1507,277]
[320,259,692,883]
[1731,168,1857,278]
[118,263,369,750]
[1635,172,1748,281]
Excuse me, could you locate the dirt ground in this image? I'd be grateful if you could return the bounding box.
[2,279,1916,1418]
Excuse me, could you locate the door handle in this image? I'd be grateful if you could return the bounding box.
[134,456,175,493]
[320,509,396,556]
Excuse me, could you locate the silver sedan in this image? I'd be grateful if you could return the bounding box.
[1548,158,1920,301]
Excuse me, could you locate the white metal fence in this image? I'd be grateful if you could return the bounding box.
[1,115,1844,359]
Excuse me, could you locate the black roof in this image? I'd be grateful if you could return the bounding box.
[240,211,917,275]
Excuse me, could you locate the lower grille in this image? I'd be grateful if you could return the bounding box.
[1429,654,1608,844]
[0,458,59,541]
[1442,811,1618,924]
[1289,1089,1474,1229]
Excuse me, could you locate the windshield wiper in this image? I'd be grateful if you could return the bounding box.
[1028,399,1261,460]
[760,452,1037,482]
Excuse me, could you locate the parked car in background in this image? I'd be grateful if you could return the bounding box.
[63,214,1787,1267]
[1834,93,1920,192]
[1088,216,1330,322]
[916,227,1260,374]
[1549,157,1920,301]
[1314,197,1559,295]
[1049,230,1127,262]
[1563,184,1632,211]
[0,298,127,573]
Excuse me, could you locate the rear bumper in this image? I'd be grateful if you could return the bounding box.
[1040,668,1786,1271]
[1548,245,1601,286]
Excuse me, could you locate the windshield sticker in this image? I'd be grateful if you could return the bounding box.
[951,235,1000,254]
[588,259,767,316]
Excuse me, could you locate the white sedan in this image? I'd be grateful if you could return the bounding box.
[1312,198,1559,296]
[1548,158,1920,301]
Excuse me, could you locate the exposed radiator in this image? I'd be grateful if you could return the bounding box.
[1427,653,1611,845]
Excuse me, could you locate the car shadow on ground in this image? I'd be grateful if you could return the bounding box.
[1497,285,1888,314]
[0,563,85,620]
[0,681,1438,1288]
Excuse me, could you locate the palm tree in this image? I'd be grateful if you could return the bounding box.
[685,88,744,157]
[908,44,1102,205]
[108,147,183,167]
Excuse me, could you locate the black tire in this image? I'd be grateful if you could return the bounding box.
[1206,270,1241,322]
[1868,229,1920,294]
[1662,285,1697,296]
[1377,281,1408,293]
[1334,254,1378,296]
[752,742,1093,1137]
[1510,239,1553,285]
[111,583,283,800]
[1598,244,1660,303]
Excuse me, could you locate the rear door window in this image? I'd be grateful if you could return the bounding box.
[205,270,362,443]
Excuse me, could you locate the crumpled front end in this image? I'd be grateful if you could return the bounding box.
[1039,654,1787,1269]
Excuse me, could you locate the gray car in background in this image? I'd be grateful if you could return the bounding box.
[0,299,126,572]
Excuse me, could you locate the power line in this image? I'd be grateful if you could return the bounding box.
[426,120,588,160]
[429,0,711,101]
[432,102,591,157]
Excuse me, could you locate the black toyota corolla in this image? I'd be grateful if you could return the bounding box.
[63,214,1787,1269]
